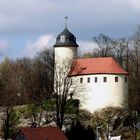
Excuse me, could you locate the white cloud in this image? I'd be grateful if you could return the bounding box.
[129,0,140,10]
[23,34,98,58]
[0,0,140,60]
[0,0,64,34]
[0,40,9,51]
[78,40,98,55]
[23,35,55,57]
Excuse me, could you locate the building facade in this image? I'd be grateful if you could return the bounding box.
[53,27,128,113]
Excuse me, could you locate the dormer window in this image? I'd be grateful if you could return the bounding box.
[81,67,87,70]
[60,35,65,42]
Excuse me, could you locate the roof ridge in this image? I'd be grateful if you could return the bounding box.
[70,57,128,76]
[76,57,113,60]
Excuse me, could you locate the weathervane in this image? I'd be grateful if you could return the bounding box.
[65,16,68,29]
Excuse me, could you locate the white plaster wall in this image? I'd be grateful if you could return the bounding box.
[55,47,77,68]
[72,74,128,113]
[54,47,77,95]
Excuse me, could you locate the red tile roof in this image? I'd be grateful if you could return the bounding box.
[70,57,128,76]
[15,126,68,140]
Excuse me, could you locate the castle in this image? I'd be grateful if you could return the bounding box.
[53,26,128,113]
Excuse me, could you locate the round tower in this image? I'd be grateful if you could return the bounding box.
[69,57,128,113]
[53,27,79,69]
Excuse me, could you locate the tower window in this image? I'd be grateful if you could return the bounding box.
[125,77,127,83]
[80,78,83,83]
[115,77,118,82]
[66,37,69,42]
[95,77,98,83]
[60,35,65,42]
[103,77,107,82]
[87,77,90,83]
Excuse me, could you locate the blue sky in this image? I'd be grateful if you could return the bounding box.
[0,0,140,60]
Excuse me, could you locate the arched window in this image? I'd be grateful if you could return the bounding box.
[60,35,65,42]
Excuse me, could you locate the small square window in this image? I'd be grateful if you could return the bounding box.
[115,77,118,82]
[103,77,107,82]
[125,77,127,83]
[80,78,83,83]
[95,77,97,83]
[87,77,90,83]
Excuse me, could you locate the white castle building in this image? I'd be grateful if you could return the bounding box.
[53,26,128,113]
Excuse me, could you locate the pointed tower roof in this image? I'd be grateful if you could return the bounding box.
[54,27,79,47]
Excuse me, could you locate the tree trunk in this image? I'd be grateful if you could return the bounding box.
[4,108,10,140]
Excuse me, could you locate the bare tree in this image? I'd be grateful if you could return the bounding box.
[93,32,140,111]
[128,26,140,111]
[92,107,126,140]
[93,34,114,57]
[54,59,81,129]
[112,38,128,67]
[14,49,54,126]
[0,58,20,140]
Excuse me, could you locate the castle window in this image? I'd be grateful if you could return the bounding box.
[87,77,90,83]
[125,77,127,83]
[66,37,69,42]
[80,78,83,83]
[103,77,107,82]
[60,35,65,42]
[95,77,97,83]
[115,77,118,82]
[71,79,73,85]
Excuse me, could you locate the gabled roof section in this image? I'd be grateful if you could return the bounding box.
[69,57,128,76]
[16,126,68,140]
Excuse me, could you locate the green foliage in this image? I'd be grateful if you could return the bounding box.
[92,107,127,139]
[9,108,20,127]
[113,117,122,130]
[93,107,119,127]
[66,99,79,114]
[26,103,43,118]
[1,107,20,139]
[137,131,140,140]
[8,109,20,137]
[43,99,56,111]
[82,52,93,58]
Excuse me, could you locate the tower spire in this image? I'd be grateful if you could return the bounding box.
[65,16,68,29]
